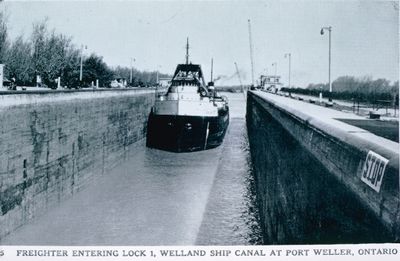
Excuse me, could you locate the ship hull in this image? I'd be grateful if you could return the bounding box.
[146,109,229,152]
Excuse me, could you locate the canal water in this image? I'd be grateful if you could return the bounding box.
[2,93,262,245]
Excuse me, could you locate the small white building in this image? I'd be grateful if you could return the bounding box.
[110,77,127,88]
[260,75,283,92]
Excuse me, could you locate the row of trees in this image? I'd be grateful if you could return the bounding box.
[0,12,169,88]
[282,76,399,104]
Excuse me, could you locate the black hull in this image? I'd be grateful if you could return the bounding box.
[146,109,229,152]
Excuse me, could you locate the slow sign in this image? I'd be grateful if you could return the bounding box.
[360,150,389,193]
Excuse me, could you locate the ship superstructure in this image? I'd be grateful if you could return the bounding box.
[146,39,229,152]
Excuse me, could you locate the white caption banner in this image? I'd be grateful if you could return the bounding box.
[0,245,399,261]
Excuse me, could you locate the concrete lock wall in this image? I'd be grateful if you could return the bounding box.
[0,89,155,240]
[246,91,400,244]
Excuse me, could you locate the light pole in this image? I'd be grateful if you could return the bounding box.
[262,67,268,88]
[79,45,87,84]
[130,58,135,85]
[271,62,277,80]
[320,26,332,102]
[284,53,291,88]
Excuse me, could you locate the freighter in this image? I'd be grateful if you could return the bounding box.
[146,39,229,152]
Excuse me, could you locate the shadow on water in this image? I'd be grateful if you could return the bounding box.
[247,100,393,244]
[195,118,263,245]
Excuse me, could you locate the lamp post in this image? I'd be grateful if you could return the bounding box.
[271,63,278,93]
[271,62,277,79]
[284,53,291,88]
[130,58,135,85]
[262,67,268,89]
[320,26,332,102]
[79,45,87,84]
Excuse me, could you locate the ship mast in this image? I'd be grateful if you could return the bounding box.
[185,37,189,64]
[210,58,213,82]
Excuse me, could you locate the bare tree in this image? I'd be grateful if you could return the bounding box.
[0,11,9,64]
[43,31,73,86]
[31,19,48,84]
[5,35,32,84]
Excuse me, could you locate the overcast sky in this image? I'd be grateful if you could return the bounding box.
[1,0,398,86]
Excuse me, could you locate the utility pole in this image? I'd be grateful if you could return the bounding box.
[248,19,255,86]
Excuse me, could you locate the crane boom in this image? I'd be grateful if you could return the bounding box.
[248,19,255,86]
[235,62,246,98]
[234,62,243,90]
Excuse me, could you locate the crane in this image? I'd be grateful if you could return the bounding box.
[235,62,246,98]
[248,19,255,87]
[234,62,243,91]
